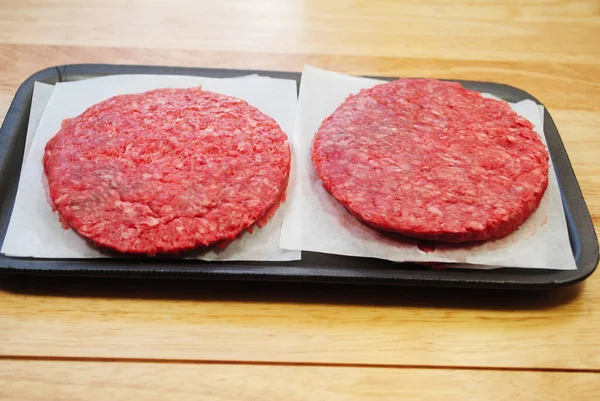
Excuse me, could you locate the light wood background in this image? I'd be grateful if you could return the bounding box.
[1,0,599,399]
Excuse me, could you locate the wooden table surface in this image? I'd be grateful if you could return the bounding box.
[1,0,599,399]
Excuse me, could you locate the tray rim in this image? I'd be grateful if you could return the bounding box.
[0,63,597,290]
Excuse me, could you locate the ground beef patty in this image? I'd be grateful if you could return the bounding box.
[44,87,290,255]
[311,79,549,243]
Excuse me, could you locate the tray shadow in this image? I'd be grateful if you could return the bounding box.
[0,273,583,311]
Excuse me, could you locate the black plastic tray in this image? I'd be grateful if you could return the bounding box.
[0,64,597,289]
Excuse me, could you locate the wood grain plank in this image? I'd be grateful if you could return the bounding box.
[1,360,599,401]
[1,277,599,370]
[0,0,599,64]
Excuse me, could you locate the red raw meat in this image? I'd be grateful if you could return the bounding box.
[44,87,290,255]
[311,79,549,243]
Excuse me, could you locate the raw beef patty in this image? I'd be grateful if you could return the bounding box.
[311,79,549,243]
[44,87,291,254]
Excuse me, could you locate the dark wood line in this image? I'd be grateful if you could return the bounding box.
[1,355,599,374]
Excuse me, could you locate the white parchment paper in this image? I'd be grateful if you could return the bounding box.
[22,82,55,165]
[280,66,576,270]
[2,74,301,261]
